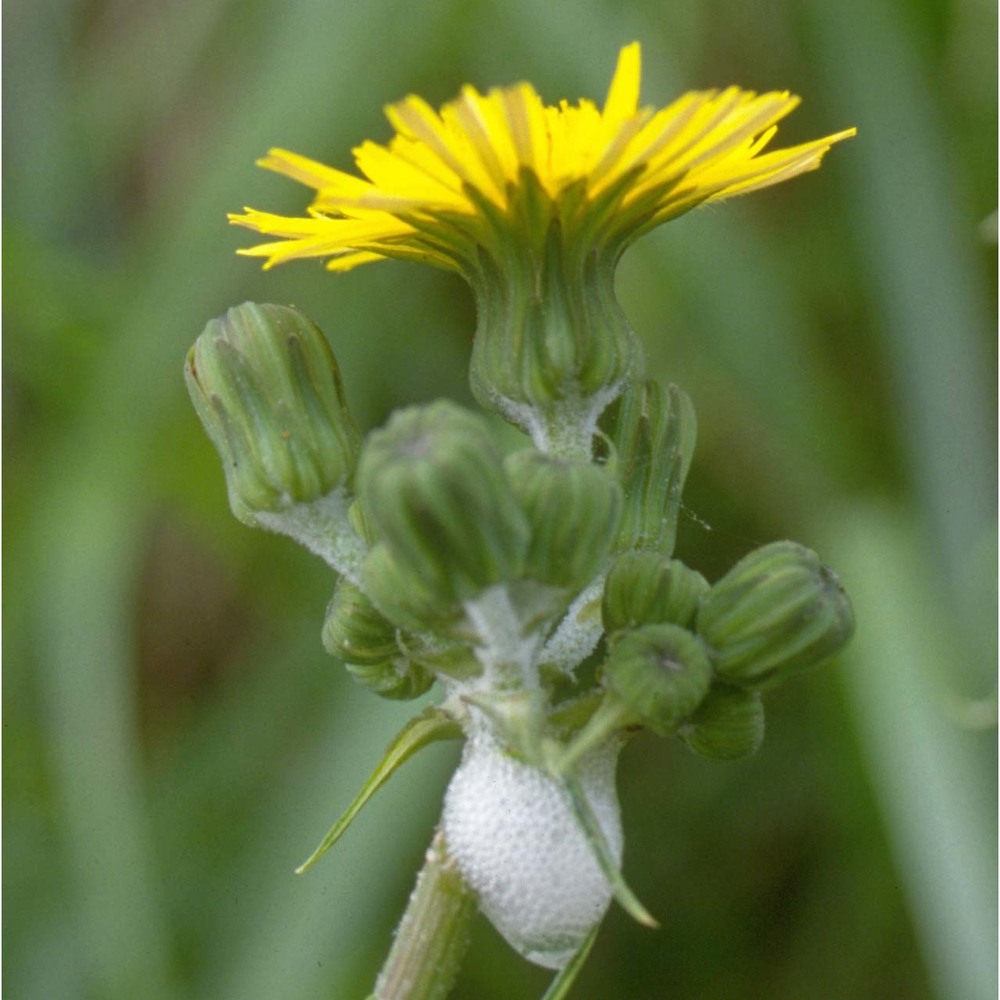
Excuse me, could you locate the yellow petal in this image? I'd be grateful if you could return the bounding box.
[353,139,467,209]
[257,149,373,199]
[231,43,856,276]
[500,83,548,179]
[602,42,642,128]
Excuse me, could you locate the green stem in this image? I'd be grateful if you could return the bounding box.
[552,697,632,776]
[371,830,476,1000]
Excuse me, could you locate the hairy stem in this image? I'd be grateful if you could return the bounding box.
[372,830,476,1000]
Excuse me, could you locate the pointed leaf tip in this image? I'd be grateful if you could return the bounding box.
[295,707,462,875]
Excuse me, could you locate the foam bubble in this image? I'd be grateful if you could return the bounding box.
[442,737,622,969]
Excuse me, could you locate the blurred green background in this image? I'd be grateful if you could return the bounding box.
[4,1,996,998]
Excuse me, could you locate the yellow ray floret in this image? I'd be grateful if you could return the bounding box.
[230,42,855,272]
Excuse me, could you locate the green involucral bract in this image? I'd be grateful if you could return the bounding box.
[603,623,714,736]
[603,550,708,633]
[601,380,696,555]
[677,684,766,761]
[504,449,622,592]
[322,579,434,701]
[466,174,643,452]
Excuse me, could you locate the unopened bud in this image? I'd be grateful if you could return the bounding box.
[322,578,398,665]
[358,402,530,604]
[322,578,433,700]
[603,551,708,633]
[362,543,464,635]
[185,303,359,524]
[341,657,435,701]
[677,684,765,760]
[697,541,854,687]
[603,624,712,735]
[504,449,622,591]
[602,381,696,555]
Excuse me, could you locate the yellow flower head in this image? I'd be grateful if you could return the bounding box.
[230,43,854,275]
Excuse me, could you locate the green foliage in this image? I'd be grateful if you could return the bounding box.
[4,3,994,1000]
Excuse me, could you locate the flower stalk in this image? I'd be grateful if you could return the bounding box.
[371,831,476,1000]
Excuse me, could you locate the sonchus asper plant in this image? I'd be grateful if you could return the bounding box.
[187,42,855,1000]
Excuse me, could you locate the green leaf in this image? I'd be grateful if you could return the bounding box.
[560,771,659,928]
[295,707,462,875]
[540,922,600,1000]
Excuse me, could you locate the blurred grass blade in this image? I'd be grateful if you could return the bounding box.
[824,503,997,1000]
[34,465,175,1000]
[805,0,995,598]
[295,707,462,875]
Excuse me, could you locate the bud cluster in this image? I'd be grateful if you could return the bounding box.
[186,300,854,970]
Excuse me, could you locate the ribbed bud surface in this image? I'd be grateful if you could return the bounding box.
[185,303,359,523]
[603,381,696,555]
[603,551,708,633]
[678,684,765,760]
[604,623,712,735]
[697,541,855,687]
[361,543,463,635]
[323,578,398,665]
[342,657,435,701]
[504,449,622,591]
[322,580,434,699]
[358,402,530,604]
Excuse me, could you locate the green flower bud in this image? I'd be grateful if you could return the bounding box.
[603,551,708,634]
[504,449,622,591]
[697,541,855,688]
[341,658,435,701]
[603,624,712,735]
[321,578,433,700]
[322,578,398,665]
[677,684,765,760]
[601,381,696,555]
[362,542,464,635]
[357,402,530,604]
[185,302,359,525]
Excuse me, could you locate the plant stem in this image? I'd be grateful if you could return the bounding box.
[372,829,476,1000]
[553,698,631,776]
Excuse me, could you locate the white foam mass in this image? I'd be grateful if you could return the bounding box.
[442,736,623,969]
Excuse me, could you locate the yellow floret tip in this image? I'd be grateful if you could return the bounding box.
[230,42,855,273]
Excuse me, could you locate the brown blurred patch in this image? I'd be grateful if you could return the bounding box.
[134,509,254,741]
